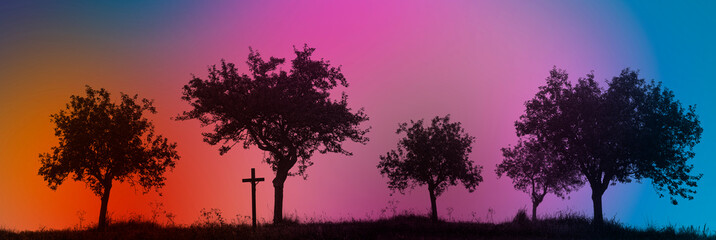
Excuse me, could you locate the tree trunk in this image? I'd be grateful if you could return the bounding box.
[428,185,438,222]
[272,170,288,224]
[98,184,112,230]
[531,189,545,222]
[591,186,605,226]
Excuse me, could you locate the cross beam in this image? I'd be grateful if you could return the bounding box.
[242,168,264,230]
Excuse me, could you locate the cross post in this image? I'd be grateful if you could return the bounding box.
[242,168,264,230]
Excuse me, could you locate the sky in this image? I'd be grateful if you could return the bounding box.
[1,0,715,231]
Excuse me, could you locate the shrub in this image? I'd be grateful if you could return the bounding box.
[513,208,529,225]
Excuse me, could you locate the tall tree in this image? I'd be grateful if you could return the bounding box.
[516,67,703,225]
[39,86,179,230]
[496,138,583,221]
[378,115,482,222]
[177,45,369,223]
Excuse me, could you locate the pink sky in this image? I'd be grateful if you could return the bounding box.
[0,0,663,230]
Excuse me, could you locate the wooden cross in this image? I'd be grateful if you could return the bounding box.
[242,168,264,230]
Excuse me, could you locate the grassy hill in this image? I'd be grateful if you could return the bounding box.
[2,213,713,240]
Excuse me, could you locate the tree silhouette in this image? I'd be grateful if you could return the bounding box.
[516,67,703,225]
[39,86,179,230]
[496,138,583,221]
[378,115,482,222]
[176,45,369,223]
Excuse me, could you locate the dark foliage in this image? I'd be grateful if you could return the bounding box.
[497,138,583,221]
[378,115,482,222]
[38,86,179,230]
[516,67,703,224]
[176,45,369,223]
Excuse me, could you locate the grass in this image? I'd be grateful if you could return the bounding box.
[1,212,713,240]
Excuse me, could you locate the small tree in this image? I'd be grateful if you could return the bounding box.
[177,45,369,223]
[378,115,482,222]
[39,86,179,230]
[496,138,583,221]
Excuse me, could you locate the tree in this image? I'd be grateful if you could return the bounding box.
[39,86,179,230]
[516,67,703,225]
[177,45,369,223]
[378,115,482,222]
[496,138,583,221]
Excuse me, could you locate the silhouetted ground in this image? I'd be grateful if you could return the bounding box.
[1,214,713,240]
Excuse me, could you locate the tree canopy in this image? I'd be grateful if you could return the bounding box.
[177,45,369,223]
[515,67,703,224]
[39,86,179,229]
[497,138,583,221]
[378,115,482,222]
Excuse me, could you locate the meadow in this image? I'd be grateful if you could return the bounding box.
[2,211,712,240]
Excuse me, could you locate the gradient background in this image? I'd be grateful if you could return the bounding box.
[1,0,714,231]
